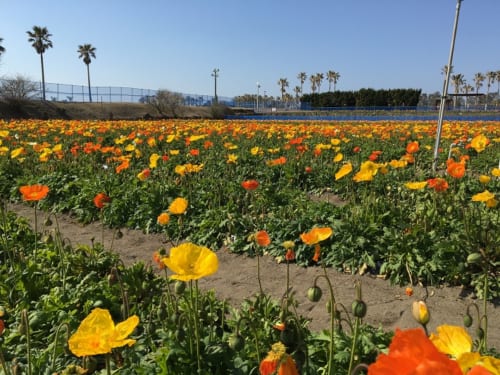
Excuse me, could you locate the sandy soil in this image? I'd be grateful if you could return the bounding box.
[8,203,499,349]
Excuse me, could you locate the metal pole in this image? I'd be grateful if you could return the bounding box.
[256,82,260,112]
[432,0,463,172]
[212,68,219,104]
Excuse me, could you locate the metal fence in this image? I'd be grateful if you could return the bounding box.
[0,78,235,106]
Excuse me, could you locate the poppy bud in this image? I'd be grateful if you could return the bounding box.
[466,253,482,265]
[174,281,186,295]
[307,286,322,302]
[463,314,473,328]
[352,299,367,318]
[412,300,430,326]
[228,334,245,351]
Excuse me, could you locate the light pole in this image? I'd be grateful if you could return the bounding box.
[256,82,261,112]
[212,68,219,104]
[433,0,463,172]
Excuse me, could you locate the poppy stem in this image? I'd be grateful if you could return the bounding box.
[21,309,32,375]
[105,353,111,375]
[33,205,38,261]
[256,250,264,295]
[0,349,12,375]
[190,281,202,372]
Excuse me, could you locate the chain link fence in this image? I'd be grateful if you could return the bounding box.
[0,78,235,106]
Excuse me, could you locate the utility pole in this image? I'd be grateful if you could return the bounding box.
[212,68,219,104]
[433,0,463,172]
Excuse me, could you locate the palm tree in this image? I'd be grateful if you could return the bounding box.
[473,72,485,106]
[314,73,324,94]
[461,80,474,110]
[293,85,301,105]
[450,74,464,108]
[326,70,340,92]
[0,37,5,61]
[27,26,53,101]
[496,71,500,102]
[277,78,289,101]
[297,72,307,94]
[485,71,496,110]
[78,44,97,102]
[309,75,316,94]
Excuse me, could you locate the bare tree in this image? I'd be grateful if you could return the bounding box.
[146,89,184,118]
[0,75,38,101]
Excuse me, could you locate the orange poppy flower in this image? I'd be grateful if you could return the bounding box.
[300,227,333,245]
[19,184,49,201]
[446,160,466,179]
[169,197,188,215]
[152,251,165,270]
[157,212,170,225]
[255,230,271,247]
[367,328,462,375]
[260,342,299,375]
[241,179,259,191]
[427,177,449,192]
[94,193,111,209]
[406,141,419,154]
[285,248,296,261]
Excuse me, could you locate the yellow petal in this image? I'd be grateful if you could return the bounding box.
[162,243,218,281]
[430,325,472,359]
[405,181,428,190]
[335,162,352,180]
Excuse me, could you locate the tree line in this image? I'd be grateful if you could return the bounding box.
[301,88,422,108]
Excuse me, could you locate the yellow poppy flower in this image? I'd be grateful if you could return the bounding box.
[478,175,491,184]
[335,162,352,180]
[353,169,374,182]
[227,153,238,163]
[333,152,343,162]
[430,325,500,375]
[405,181,428,190]
[389,159,408,168]
[492,168,500,177]
[162,242,218,281]
[472,190,495,202]
[10,147,25,159]
[169,197,188,215]
[68,308,139,357]
[470,134,489,153]
[149,153,160,169]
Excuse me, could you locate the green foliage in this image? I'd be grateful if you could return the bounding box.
[302,88,422,108]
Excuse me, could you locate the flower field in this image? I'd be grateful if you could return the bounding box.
[0,119,499,374]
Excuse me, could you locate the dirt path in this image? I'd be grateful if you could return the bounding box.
[8,203,499,349]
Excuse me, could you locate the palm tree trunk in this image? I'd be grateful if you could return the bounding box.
[40,53,46,101]
[87,64,92,103]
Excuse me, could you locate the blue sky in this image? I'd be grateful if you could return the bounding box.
[1,0,499,99]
